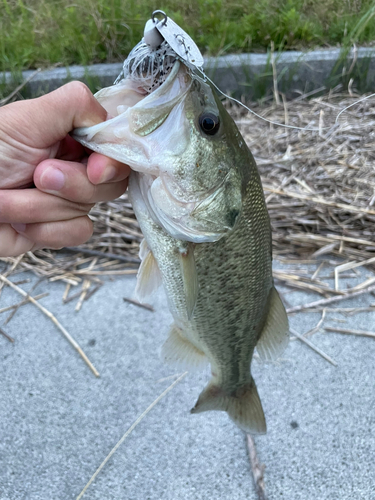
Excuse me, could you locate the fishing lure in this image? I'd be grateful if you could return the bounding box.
[114,10,203,93]
[114,10,368,132]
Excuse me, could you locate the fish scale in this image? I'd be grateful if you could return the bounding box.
[190,175,273,388]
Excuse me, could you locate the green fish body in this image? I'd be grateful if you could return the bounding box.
[73,62,289,433]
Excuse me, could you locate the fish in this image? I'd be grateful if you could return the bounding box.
[72,57,289,434]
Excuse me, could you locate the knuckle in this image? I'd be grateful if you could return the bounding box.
[64,81,93,102]
[61,81,96,114]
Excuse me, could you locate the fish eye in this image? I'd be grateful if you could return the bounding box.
[199,112,220,136]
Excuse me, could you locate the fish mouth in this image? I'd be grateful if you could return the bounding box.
[71,60,193,173]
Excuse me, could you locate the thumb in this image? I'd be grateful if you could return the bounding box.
[0,81,106,149]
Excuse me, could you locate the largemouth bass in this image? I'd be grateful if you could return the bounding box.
[73,37,289,434]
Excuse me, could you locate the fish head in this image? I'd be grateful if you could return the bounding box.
[73,62,249,243]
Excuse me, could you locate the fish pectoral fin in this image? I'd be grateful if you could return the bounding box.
[161,324,208,371]
[135,240,162,301]
[178,243,198,320]
[256,286,289,362]
[191,378,267,435]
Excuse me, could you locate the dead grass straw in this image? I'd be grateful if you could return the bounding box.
[0,275,99,377]
[324,326,375,338]
[0,292,49,315]
[246,434,267,500]
[233,90,375,266]
[0,326,14,343]
[123,297,154,311]
[76,372,187,500]
[290,328,338,366]
[2,90,375,300]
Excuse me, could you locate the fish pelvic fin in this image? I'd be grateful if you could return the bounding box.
[256,286,289,362]
[161,324,208,371]
[135,239,162,301]
[190,378,267,435]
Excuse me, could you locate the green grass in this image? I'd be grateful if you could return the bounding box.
[1,0,375,72]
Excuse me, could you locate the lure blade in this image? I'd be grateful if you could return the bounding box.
[152,11,204,69]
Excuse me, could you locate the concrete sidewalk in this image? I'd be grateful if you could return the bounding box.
[0,263,374,500]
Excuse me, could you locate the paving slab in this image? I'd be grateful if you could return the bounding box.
[0,261,374,500]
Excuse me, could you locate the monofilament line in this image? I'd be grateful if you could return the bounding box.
[76,371,188,500]
[335,92,375,123]
[196,68,331,132]
[197,68,375,133]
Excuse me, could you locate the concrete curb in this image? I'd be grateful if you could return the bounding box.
[3,46,375,98]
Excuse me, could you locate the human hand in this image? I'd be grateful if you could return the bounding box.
[0,82,130,257]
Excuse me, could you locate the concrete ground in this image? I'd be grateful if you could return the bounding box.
[0,261,374,500]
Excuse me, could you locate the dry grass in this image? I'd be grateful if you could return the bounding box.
[1,88,375,302]
[234,90,375,261]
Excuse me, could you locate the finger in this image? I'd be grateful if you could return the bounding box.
[86,153,131,185]
[34,159,129,203]
[0,224,34,257]
[0,217,93,257]
[18,217,93,250]
[0,189,93,224]
[0,81,106,149]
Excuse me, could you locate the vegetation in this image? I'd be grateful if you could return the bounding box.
[1,0,375,72]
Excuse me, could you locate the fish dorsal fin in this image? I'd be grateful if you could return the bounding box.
[161,323,208,371]
[135,239,162,301]
[256,286,289,362]
[178,243,198,320]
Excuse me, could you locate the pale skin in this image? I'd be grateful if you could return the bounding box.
[0,81,131,257]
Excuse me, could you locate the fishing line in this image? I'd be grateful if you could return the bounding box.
[335,92,375,124]
[197,67,375,133]
[196,69,375,132]
[196,67,330,132]
[118,10,375,134]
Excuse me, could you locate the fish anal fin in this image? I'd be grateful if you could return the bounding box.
[135,240,162,301]
[191,378,267,435]
[178,243,198,320]
[161,324,207,371]
[256,286,289,362]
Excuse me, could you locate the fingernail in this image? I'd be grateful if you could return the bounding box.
[100,165,117,183]
[11,223,26,233]
[40,167,65,191]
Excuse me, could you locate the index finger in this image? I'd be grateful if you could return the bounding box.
[0,81,107,149]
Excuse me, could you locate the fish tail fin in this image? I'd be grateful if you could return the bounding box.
[190,377,266,434]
